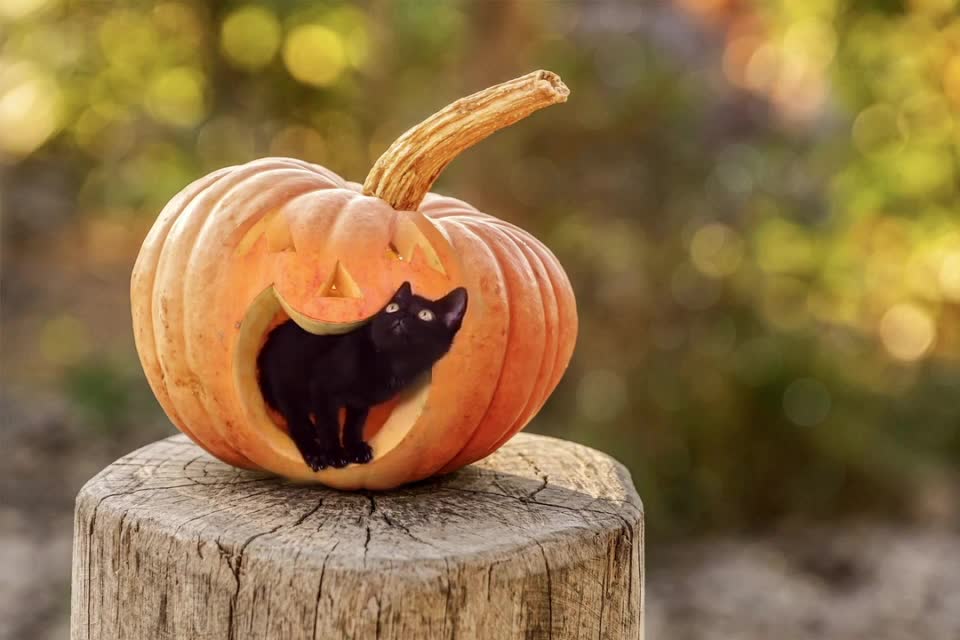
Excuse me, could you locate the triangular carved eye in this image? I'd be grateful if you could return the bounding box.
[390,217,445,275]
[264,211,294,252]
[235,209,294,256]
[319,261,361,298]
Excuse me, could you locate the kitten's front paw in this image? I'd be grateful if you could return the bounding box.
[302,451,327,472]
[327,451,349,469]
[344,441,373,465]
[300,442,343,471]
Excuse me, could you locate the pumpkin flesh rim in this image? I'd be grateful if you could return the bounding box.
[232,285,431,479]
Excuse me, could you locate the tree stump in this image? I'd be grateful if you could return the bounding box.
[71,433,643,639]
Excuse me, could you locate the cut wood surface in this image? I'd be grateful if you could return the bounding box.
[71,432,643,639]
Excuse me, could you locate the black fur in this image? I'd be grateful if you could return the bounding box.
[257,282,468,471]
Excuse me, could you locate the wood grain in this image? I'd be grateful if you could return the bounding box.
[71,433,643,639]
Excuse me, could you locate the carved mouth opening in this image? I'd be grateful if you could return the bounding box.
[233,286,430,472]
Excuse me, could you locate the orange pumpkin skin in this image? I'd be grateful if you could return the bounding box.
[131,157,577,489]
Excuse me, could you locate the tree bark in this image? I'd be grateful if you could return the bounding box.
[71,432,643,639]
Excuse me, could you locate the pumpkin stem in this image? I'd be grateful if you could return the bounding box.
[363,70,569,211]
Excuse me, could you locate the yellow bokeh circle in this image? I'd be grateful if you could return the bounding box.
[282,24,346,87]
[221,6,281,71]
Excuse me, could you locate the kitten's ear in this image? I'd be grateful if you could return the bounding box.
[394,281,413,302]
[439,287,468,332]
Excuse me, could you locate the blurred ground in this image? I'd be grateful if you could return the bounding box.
[1,392,172,640]
[647,527,960,640]
[4,0,960,637]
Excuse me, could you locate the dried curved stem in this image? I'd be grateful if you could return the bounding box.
[363,70,569,211]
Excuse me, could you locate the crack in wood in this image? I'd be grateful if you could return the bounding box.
[311,539,338,640]
[526,475,550,502]
[172,487,281,536]
[534,540,554,640]
[225,522,286,640]
[181,454,205,474]
[439,486,640,526]
[441,557,453,636]
[598,544,610,640]
[380,510,437,548]
[363,492,377,568]
[294,498,324,527]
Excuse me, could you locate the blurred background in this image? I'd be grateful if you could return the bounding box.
[3,0,960,638]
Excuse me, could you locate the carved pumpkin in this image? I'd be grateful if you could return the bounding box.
[131,71,577,489]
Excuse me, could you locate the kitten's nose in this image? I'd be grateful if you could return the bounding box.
[390,318,405,335]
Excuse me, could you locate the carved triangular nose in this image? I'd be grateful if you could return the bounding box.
[318,261,361,298]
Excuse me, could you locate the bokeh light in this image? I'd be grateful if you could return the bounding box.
[689,222,744,278]
[324,6,371,69]
[937,251,960,301]
[879,303,936,362]
[98,10,159,77]
[0,60,62,156]
[0,0,56,21]
[221,6,282,71]
[852,104,900,154]
[145,67,207,127]
[283,24,346,87]
[942,54,960,106]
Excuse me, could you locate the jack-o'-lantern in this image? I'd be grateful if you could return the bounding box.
[131,70,577,489]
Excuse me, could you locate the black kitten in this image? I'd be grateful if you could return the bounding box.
[257,282,468,471]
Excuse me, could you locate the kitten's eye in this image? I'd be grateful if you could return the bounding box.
[418,309,435,322]
[385,303,400,313]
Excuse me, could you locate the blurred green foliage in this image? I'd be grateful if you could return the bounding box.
[3,0,960,538]
[62,355,158,435]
